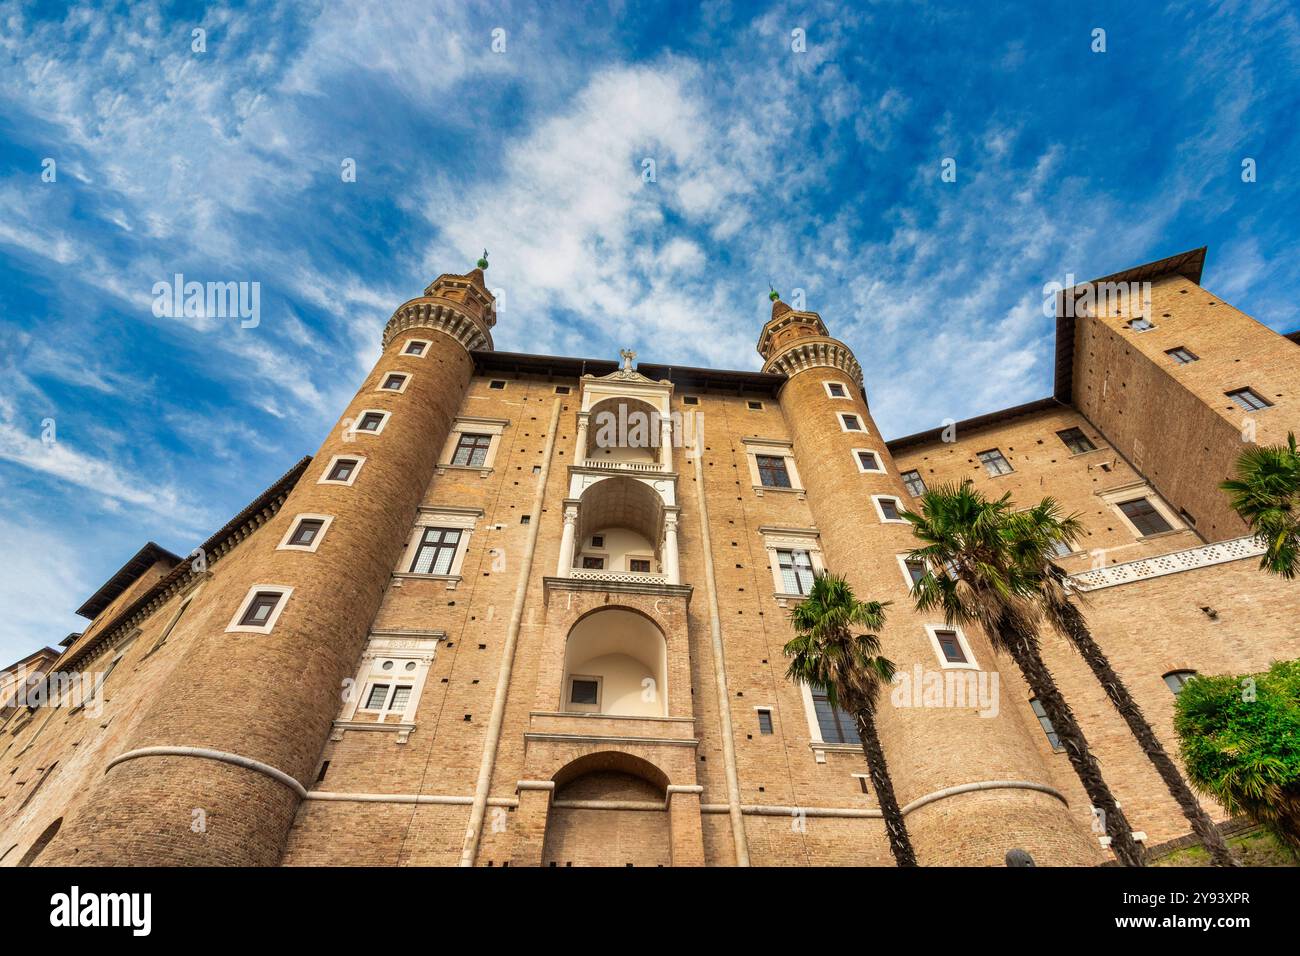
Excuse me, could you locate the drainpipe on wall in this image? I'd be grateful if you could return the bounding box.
[692,438,751,866]
[459,396,563,866]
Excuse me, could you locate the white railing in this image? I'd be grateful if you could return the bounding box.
[1067,535,1264,592]
[568,568,669,585]
[580,458,666,473]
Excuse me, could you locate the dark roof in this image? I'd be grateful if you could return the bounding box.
[76,542,182,620]
[61,456,311,670]
[1054,247,1207,403]
[1,646,62,675]
[886,397,1065,453]
[473,350,785,395]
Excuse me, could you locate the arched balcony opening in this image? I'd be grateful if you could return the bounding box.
[558,476,681,585]
[561,608,668,717]
[578,396,672,473]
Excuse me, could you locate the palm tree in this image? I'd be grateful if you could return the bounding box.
[903,480,1147,866]
[784,572,917,867]
[1007,499,1240,866]
[1221,432,1300,578]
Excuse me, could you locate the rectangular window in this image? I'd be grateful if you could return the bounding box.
[1128,317,1154,331]
[629,559,651,573]
[409,528,462,574]
[840,413,863,431]
[403,340,427,356]
[977,448,1013,476]
[683,396,699,406]
[876,497,902,521]
[326,458,359,482]
[452,433,493,467]
[1166,346,1198,364]
[1118,498,1173,536]
[755,454,792,488]
[904,558,926,587]
[934,629,967,664]
[366,684,390,710]
[555,385,571,394]
[901,469,926,497]
[1226,388,1271,411]
[1030,698,1062,751]
[825,382,847,398]
[1056,427,1096,455]
[388,685,413,712]
[489,380,506,390]
[381,373,407,391]
[581,556,605,570]
[812,690,860,745]
[356,411,385,432]
[777,549,815,595]
[239,591,283,627]
[747,400,764,411]
[288,518,325,547]
[855,450,882,472]
[757,709,774,735]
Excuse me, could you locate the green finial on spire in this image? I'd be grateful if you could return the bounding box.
[477,249,489,270]
[768,282,780,302]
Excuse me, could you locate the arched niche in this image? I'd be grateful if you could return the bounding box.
[561,608,668,716]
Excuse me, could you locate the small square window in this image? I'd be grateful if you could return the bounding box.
[356,411,386,432]
[489,380,506,390]
[855,449,883,472]
[747,400,764,411]
[570,678,599,706]
[520,515,530,525]
[903,558,926,588]
[323,457,361,484]
[1166,346,1198,365]
[1056,427,1096,455]
[1127,317,1154,331]
[629,558,651,573]
[403,340,427,356]
[977,448,1013,476]
[825,381,848,398]
[555,385,571,394]
[1225,387,1271,412]
[901,469,927,497]
[1163,670,1197,694]
[683,396,700,406]
[875,497,903,522]
[380,373,408,391]
[757,710,773,735]
[934,629,967,664]
[239,591,284,628]
[288,518,324,547]
[840,413,864,431]
[591,535,604,548]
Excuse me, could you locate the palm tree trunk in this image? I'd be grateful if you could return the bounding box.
[1000,616,1148,866]
[1057,601,1240,866]
[848,691,918,867]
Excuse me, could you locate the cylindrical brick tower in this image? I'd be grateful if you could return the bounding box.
[49,267,495,866]
[760,297,1097,865]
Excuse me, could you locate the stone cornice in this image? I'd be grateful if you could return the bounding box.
[382,297,494,352]
[762,336,864,387]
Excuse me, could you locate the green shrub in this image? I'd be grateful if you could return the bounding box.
[1175,659,1300,853]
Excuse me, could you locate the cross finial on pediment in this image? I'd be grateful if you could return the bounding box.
[619,348,636,371]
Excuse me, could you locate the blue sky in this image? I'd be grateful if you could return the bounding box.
[1,0,1297,662]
